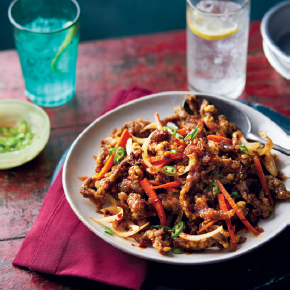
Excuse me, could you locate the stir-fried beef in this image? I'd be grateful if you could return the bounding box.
[79,94,289,255]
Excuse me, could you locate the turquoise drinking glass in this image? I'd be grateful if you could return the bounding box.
[8,0,81,107]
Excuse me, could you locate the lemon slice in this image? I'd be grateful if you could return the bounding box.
[187,11,239,41]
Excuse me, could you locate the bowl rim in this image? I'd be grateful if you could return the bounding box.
[0,99,50,160]
[262,40,290,80]
[260,0,290,63]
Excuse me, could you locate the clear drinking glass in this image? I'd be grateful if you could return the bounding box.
[186,0,250,99]
[8,0,81,107]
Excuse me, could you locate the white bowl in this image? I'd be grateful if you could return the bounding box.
[0,99,50,169]
[63,91,290,265]
[261,1,290,79]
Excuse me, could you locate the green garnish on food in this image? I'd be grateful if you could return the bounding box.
[184,126,199,140]
[239,145,248,154]
[213,173,224,177]
[210,180,220,198]
[114,148,126,165]
[0,121,34,153]
[172,248,185,254]
[164,126,177,135]
[174,133,184,139]
[170,150,182,153]
[230,191,242,198]
[101,226,113,235]
[171,221,184,238]
[151,225,171,231]
[163,165,176,175]
[109,147,126,165]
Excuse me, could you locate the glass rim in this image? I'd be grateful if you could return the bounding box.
[8,0,81,34]
[186,0,251,16]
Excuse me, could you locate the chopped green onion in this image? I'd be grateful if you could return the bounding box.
[17,121,28,134]
[174,133,184,139]
[210,180,220,198]
[213,173,224,177]
[109,146,122,155]
[151,225,171,231]
[239,145,248,154]
[230,191,242,198]
[101,226,113,235]
[171,221,184,238]
[184,126,199,140]
[172,248,185,254]
[113,148,126,165]
[170,150,181,153]
[164,126,177,135]
[109,147,126,165]
[0,121,34,153]
[2,127,14,137]
[25,132,34,140]
[163,165,176,175]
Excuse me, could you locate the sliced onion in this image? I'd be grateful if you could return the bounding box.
[90,206,123,223]
[256,132,273,156]
[263,153,278,176]
[179,226,223,241]
[127,220,140,231]
[112,221,150,237]
[142,132,155,168]
[106,194,120,206]
[140,123,157,133]
[132,135,147,144]
[178,153,197,176]
[126,138,133,155]
[240,137,261,151]
[91,205,150,237]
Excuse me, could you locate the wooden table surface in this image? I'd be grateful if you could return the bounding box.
[1,21,289,289]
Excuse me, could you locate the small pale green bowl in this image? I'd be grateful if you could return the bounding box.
[0,99,50,169]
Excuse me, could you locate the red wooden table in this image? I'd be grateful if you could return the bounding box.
[1,21,289,289]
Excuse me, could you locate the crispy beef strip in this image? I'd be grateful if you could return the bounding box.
[184,94,199,116]
[265,175,289,199]
[80,149,143,210]
[236,180,274,219]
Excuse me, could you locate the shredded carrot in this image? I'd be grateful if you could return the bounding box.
[217,181,260,235]
[197,120,204,128]
[78,176,88,181]
[148,180,163,185]
[225,199,232,211]
[140,178,166,226]
[199,219,218,232]
[94,129,131,181]
[145,167,158,175]
[154,112,163,130]
[152,181,181,189]
[217,194,237,251]
[149,153,184,164]
[177,128,188,137]
[152,160,172,168]
[167,187,180,192]
[207,135,232,145]
[174,137,186,150]
[174,138,186,146]
[254,156,274,206]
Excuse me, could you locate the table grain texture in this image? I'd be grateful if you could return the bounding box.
[1,21,289,290]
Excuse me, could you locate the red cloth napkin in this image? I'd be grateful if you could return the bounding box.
[13,86,155,290]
